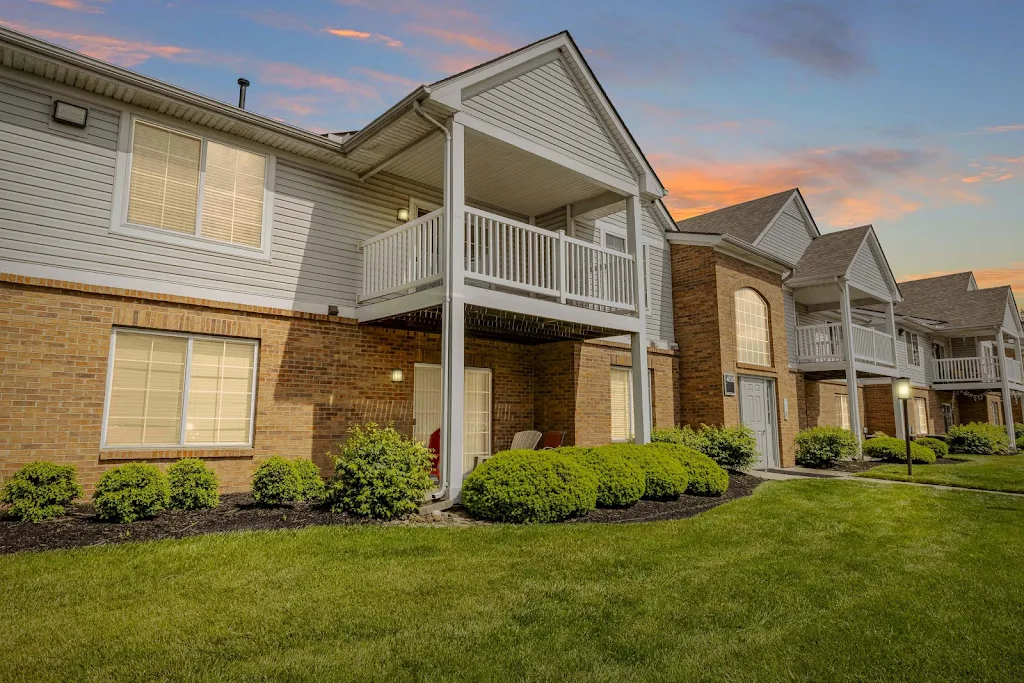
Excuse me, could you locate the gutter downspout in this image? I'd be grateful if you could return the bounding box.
[413,99,453,502]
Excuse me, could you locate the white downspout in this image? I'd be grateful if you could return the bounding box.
[413,99,453,501]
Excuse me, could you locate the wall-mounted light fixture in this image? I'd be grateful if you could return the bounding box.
[52,100,88,128]
[397,208,410,222]
[391,368,404,383]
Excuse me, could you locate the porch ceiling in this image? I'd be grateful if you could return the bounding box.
[385,127,617,217]
[365,304,624,345]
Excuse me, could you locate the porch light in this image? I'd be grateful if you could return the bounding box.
[896,377,913,477]
[391,368,404,383]
[896,377,912,400]
[396,208,410,222]
[52,100,88,128]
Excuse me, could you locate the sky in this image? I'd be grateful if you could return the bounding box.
[1,0,1022,300]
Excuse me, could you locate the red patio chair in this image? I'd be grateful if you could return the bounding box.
[427,428,441,479]
[540,431,565,449]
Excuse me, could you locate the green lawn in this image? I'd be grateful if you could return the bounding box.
[2,480,1024,682]
[859,454,1024,493]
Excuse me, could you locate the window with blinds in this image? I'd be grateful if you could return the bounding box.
[735,288,771,366]
[126,120,268,250]
[914,398,928,435]
[835,394,850,430]
[610,366,634,442]
[104,330,257,448]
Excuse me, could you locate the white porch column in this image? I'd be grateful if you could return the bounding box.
[440,115,467,498]
[996,332,1016,453]
[626,194,651,443]
[884,301,905,439]
[839,281,863,451]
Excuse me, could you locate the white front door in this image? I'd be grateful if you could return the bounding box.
[739,376,778,469]
[413,364,492,475]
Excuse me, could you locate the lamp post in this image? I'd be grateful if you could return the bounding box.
[896,377,913,476]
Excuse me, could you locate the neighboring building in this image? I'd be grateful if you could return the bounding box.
[0,28,681,497]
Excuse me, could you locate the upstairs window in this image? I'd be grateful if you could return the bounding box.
[120,119,271,255]
[735,288,771,366]
[904,331,921,366]
[604,232,627,253]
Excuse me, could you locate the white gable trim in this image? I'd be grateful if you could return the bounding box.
[843,228,901,302]
[751,190,820,248]
[1003,290,1024,337]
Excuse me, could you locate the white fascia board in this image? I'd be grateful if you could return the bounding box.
[666,233,794,274]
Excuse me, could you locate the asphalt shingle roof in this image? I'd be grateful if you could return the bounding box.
[674,189,796,244]
[892,272,1013,330]
[789,225,872,282]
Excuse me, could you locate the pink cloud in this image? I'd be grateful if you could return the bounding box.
[350,67,420,90]
[28,0,106,13]
[258,63,381,102]
[325,28,403,48]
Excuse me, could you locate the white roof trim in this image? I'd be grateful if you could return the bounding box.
[666,232,794,274]
[842,227,902,302]
[751,190,820,248]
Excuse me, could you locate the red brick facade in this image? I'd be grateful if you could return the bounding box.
[862,385,953,436]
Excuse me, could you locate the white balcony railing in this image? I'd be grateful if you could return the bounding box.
[795,322,895,367]
[933,356,1024,385]
[360,208,444,300]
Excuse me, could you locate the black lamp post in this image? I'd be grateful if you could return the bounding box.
[896,377,913,476]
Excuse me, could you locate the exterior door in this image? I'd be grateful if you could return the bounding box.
[739,376,778,469]
[412,364,493,475]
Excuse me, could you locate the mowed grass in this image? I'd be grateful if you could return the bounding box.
[2,480,1024,682]
[859,454,1024,494]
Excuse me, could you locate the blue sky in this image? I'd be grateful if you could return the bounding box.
[2,0,1022,294]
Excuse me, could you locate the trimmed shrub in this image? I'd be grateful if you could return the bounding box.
[794,427,858,468]
[327,423,433,520]
[862,437,936,464]
[167,459,219,511]
[573,446,645,507]
[697,424,759,470]
[462,450,597,523]
[93,463,170,523]
[914,437,949,459]
[649,443,728,496]
[1017,435,1024,452]
[293,459,326,504]
[1015,423,1024,440]
[0,461,82,522]
[252,456,302,506]
[947,422,1010,455]
[553,446,593,458]
[651,426,705,451]
[604,443,688,500]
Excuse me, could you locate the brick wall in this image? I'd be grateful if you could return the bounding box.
[669,245,799,466]
[957,392,1005,426]
[804,380,866,433]
[863,385,954,436]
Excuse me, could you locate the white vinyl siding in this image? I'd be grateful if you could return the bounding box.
[462,58,634,185]
[1004,299,1020,334]
[610,366,634,442]
[735,288,772,366]
[784,289,799,365]
[848,240,889,297]
[754,197,813,265]
[103,330,257,448]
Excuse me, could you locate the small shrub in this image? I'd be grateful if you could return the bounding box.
[553,446,593,458]
[947,422,1010,455]
[327,423,433,520]
[794,427,859,468]
[604,443,688,500]
[1015,423,1024,440]
[862,437,936,464]
[651,426,705,451]
[0,462,82,522]
[1017,435,1024,452]
[649,444,728,496]
[293,459,326,504]
[914,437,949,458]
[697,424,759,470]
[573,446,645,507]
[252,456,302,506]
[93,463,169,523]
[167,459,219,511]
[462,450,597,523]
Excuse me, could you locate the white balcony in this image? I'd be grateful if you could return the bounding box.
[360,206,638,314]
[933,356,1024,388]
[795,322,896,369]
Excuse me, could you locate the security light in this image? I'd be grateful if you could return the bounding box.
[397,208,410,222]
[896,377,912,400]
[52,100,88,128]
[391,368,404,383]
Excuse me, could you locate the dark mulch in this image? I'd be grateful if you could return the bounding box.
[0,493,371,555]
[832,460,887,473]
[567,471,762,524]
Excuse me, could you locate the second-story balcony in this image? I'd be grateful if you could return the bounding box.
[933,356,1024,389]
[359,206,639,319]
[795,322,897,370]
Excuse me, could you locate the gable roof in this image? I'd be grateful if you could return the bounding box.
[674,189,796,243]
[789,225,872,282]
[892,273,1018,332]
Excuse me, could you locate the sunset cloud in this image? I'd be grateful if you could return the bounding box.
[325,28,403,48]
[0,23,193,67]
[966,124,1024,135]
[257,62,381,101]
[901,264,1024,306]
[28,0,106,13]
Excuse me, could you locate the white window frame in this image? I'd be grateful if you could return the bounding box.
[100,328,260,450]
[110,113,276,261]
[409,198,441,219]
[735,288,772,367]
[906,331,922,367]
[835,394,851,430]
[610,365,634,442]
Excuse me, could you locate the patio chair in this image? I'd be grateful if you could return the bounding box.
[540,431,565,449]
[509,430,542,451]
[427,428,441,479]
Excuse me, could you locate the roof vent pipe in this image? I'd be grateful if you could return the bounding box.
[237,78,250,109]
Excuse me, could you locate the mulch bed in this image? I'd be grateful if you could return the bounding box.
[828,457,967,474]
[567,471,762,524]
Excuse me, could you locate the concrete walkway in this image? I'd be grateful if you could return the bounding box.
[756,465,1024,499]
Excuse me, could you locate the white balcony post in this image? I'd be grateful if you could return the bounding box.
[884,301,905,439]
[440,115,466,499]
[839,281,863,451]
[627,194,651,444]
[996,332,1016,453]
[557,229,567,304]
[1015,336,1023,381]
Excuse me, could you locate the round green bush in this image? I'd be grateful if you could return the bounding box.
[863,437,936,464]
[93,463,170,523]
[1017,435,1024,452]
[947,422,1010,455]
[649,444,728,496]
[293,459,326,504]
[694,424,759,470]
[794,427,858,468]
[252,456,302,506]
[914,437,949,458]
[572,446,645,507]
[462,450,598,523]
[651,426,705,451]
[0,461,83,522]
[167,459,219,511]
[327,423,433,519]
[603,443,688,500]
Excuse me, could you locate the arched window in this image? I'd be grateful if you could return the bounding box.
[735,288,771,366]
